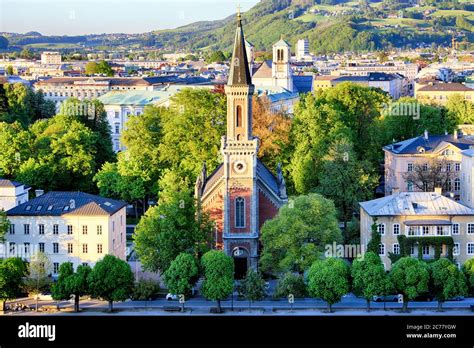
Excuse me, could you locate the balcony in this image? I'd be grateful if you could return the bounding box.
[404,220,452,237]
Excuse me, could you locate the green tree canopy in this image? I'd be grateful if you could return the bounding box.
[307,258,350,312]
[429,258,467,311]
[260,193,343,275]
[0,257,26,311]
[88,255,134,312]
[462,258,474,296]
[389,257,430,312]
[201,250,234,313]
[52,262,92,312]
[239,269,266,310]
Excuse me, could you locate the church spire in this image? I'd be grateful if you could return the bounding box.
[228,8,252,86]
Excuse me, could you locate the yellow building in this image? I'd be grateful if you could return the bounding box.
[415,82,474,105]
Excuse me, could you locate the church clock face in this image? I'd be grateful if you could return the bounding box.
[233,160,247,174]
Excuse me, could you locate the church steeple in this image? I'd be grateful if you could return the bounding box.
[228,9,252,86]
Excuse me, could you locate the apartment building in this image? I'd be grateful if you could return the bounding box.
[0,179,30,211]
[3,191,127,276]
[415,82,474,105]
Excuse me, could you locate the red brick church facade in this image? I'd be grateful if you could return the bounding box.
[195,12,288,277]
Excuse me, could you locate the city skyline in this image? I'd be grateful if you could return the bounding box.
[0,0,259,36]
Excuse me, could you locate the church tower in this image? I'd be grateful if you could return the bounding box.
[272,37,294,92]
[195,10,288,278]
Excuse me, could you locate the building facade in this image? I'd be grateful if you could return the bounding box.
[360,190,474,270]
[195,13,288,278]
[0,179,30,212]
[3,191,127,276]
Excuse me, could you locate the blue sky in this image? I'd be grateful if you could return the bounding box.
[0,0,259,36]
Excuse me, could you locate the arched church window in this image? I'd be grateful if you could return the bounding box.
[236,105,242,127]
[235,197,245,228]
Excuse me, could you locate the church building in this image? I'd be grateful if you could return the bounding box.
[195,12,288,278]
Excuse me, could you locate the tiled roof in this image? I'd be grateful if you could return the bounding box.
[0,179,23,188]
[360,192,474,216]
[384,134,474,155]
[202,164,224,196]
[7,191,126,216]
[417,83,473,92]
[253,60,272,79]
[228,15,252,86]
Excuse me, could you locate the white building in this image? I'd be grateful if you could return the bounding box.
[41,52,62,65]
[296,39,312,62]
[0,179,30,211]
[3,191,127,276]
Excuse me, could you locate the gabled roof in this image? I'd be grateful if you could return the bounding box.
[253,60,272,79]
[418,83,472,92]
[0,179,24,188]
[360,192,474,216]
[384,134,474,155]
[7,191,127,217]
[274,39,290,48]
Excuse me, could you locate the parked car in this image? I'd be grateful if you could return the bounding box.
[414,293,435,302]
[373,294,399,302]
[448,296,464,301]
[166,288,196,301]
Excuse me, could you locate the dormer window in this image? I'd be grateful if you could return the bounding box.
[25,205,31,211]
[36,206,42,211]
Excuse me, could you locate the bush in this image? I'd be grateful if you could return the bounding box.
[131,279,160,301]
[274,273,307,298]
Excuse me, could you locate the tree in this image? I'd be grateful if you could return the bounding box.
[429,258,467,312]
[20,48,33,59]
[163,253,199,311]
[5,65,14,76]
[206,50,226,63]
[462,258,474,296]
[131,279,160,301]
[201,250,234,313]
[260,193,343,275]
[85,61,113,76]
[307,258,350,313]
[239,269,266,311]
[0,258,26,311]
[402,158,454,193]
[367,217,381,255]
[88,255,134,312]
[389,257,430,312]
[274,272,307,298]
[0,122,32,177]
[316,137,378,239]
[351,252,392,312]
[52,263,91,312]
[24,252,52,311]
[252,96,291,171]
[133,190,212,273]
[446,94,474,125]
[158,88,226,183]
[0,209,10,243]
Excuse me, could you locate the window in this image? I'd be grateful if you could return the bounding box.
[453,243,460,256]
[53,243,59,253]
[407,163,413,172]
[24,224,30,235]
[468,223,474,235]
[455,163,461,172]
[422,163,428,172]
[378,243,385,256]
[9,242,15,254]
[38,224,44,235]
[422,245,430,255]
[377,224,385,235]
[53,224,59,235]
[9,224,15,235]
[24,243,30,254]
[82,263,88,267]
[452,223,459,235]
[67,243,73,254]
[393,224,400,235]
[82,244,88,253]
[407,181,414,192]
[410,245,415,255]
[67,225,73,235]
[422,182,428,192]
[393,243,400,255]
[436,226,443,236]
[115,123,120,134]
[53,263,59,274]
[235,197,245,228]
[97,225,102,235]
[446,179,452,192]
[39,243,45,253]
[82,225,88,235]
[467,243,474,255]
[97,244,103,254]
[423,226,429,235]
[454,178,461,191]
[114,111,119,118]
[446,163,452,172]
[236,105,242,128]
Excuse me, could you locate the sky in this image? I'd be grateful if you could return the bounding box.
[0,0,260,36]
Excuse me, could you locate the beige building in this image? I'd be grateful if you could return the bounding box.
[383,131,474,198]
[41,52,62,65]
[415,82,474,105]
[3,191,127,276]
[360,190,474,270]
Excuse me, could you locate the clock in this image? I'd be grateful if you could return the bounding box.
[233,160,246,174]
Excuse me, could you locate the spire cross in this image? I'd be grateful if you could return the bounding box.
[237,4,242,18]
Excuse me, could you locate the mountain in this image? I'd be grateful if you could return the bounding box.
[2,0,473,54]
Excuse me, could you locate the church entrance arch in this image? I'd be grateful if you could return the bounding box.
[232,247,249,280]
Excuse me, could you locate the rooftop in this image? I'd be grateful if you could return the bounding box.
[7,191,127,217]
[360,191,474,216]
[0,178,24,188]
[384,133,474,155]
[417,82,473,92]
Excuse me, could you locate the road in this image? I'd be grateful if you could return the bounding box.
[3,294,474,315]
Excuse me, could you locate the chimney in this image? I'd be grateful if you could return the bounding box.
[454,129,458,140]
[424,129,429,140]
[392,187,400,195]
[35,189,44,197]
[434,187,442,194]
